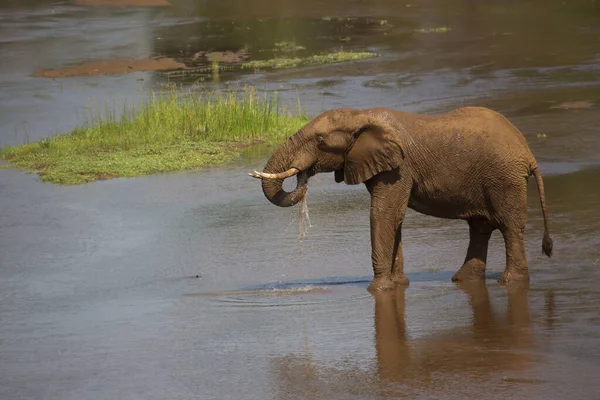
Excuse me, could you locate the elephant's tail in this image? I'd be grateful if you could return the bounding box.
[532,165,553,257]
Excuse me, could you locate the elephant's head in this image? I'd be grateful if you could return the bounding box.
[250,108,404,207]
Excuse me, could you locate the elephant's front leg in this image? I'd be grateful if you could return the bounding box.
[366,173,411,292]
[391,224,409,285]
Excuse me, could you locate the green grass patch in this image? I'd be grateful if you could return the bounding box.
[241,51,378,70]
[1,88,309,185]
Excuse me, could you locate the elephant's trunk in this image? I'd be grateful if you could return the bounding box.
[261,171,309,208]
[259,134,314,207]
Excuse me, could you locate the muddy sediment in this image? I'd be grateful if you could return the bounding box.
[193,49,250,63]
[31,49,372,80]
[550,100,595,110]
[34,57,185,78]
[33,51,249,79]
[75,0,172,6]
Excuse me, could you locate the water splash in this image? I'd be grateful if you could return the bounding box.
[298,193,312,241]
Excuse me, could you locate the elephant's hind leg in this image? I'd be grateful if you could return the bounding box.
[452,218,495,282]
[498,223,529,284]
[497,185,530,284]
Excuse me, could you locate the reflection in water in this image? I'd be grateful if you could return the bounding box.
[375,282,535,394]
[269,283,540,399]
[544,290,556,331]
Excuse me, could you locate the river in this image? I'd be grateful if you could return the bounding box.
[1,1,599,399]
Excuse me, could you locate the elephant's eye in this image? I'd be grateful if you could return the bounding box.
[316,135,325,145]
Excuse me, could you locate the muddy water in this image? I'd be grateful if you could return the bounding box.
[1,1,600,399]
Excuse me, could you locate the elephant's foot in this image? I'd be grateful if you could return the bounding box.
[391,272,409,286]
[367,276,396,293]
[452,260,486,282]
[498,269,529,285]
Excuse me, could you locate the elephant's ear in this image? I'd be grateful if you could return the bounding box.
[343,123,404,185]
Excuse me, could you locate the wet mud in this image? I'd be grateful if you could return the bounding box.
[1,0,600,399]
[33,50,250,79]
[34,57,185,78]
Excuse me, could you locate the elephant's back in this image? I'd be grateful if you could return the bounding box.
[426,106,529,144]
[405,107,534,219]
[414,106,534,163]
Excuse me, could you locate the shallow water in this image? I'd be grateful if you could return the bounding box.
[1,1,600,399]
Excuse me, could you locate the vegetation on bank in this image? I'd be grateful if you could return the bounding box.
[3,50,379,185]
[159,50,379,79]
[241,51,378,70]
[0,89,309,185]
[414,26,451,34]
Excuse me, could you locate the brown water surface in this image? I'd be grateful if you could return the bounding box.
[1,1,600,399]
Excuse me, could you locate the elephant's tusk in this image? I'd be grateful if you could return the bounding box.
[249,168,299,180]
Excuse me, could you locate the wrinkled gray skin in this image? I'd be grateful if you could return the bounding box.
[253,107,553,292]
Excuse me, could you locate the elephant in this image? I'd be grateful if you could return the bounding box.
[250,106,553,292]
